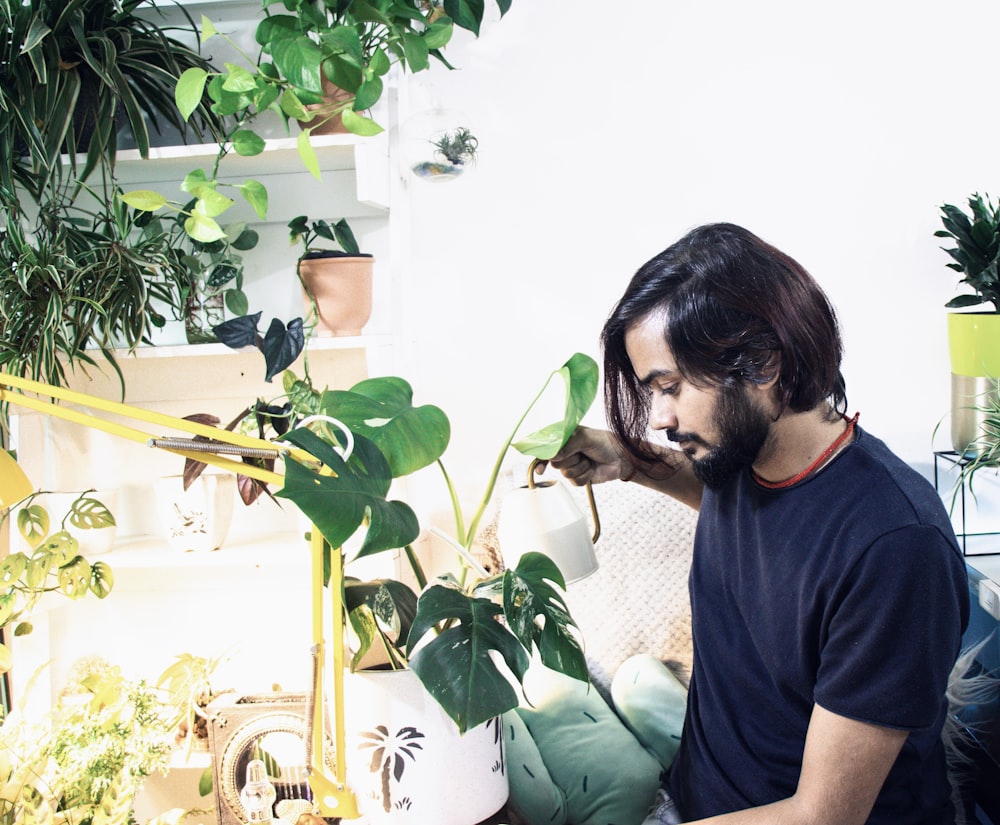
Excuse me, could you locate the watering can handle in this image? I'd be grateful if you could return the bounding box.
[528,458,601,543]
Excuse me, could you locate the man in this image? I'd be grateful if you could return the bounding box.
[548,223,970,824]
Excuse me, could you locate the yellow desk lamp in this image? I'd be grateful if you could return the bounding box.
[0,371,361,820]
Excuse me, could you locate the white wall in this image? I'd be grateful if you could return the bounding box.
[11,0,998,711]
[388,0,1000,511]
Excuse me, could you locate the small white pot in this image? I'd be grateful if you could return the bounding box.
[155,473,236,552]
[343,669,508,824]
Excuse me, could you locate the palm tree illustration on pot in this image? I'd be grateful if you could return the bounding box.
[359,725,426,813]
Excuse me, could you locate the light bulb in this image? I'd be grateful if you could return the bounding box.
[240,758,276,824]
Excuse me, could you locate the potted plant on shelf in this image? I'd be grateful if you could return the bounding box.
[411,125,479,180]
[140,209,259,344]
[0,0,225,389]
[0,195,190,390]
[936,193,1000,455]
[0,0,224,207]
[289,214,374,337]
[122,0,514,242]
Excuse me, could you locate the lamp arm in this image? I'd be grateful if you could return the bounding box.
[0,371,361,818]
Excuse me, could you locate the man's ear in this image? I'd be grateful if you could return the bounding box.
[760,353,781,389]
[752,355,783,417]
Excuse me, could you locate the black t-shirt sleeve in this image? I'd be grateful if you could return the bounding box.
[814,524,968,730]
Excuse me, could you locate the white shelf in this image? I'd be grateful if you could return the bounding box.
[126,333,393,359]
[115,133,359,174]
[110,132,391,211]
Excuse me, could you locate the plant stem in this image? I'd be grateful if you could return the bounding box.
[436,459,466,544]
[403,544,427,591]
[463,372,558,549]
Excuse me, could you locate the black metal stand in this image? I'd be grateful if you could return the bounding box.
[934,450,1000,556]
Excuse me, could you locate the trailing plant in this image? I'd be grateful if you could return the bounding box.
[0,192,188,389]
[122,0,513,242]
[0,0,227,393]
[937,193,1000,312]
[140,209,259,344]
[0,488,116,674]
[0,0,224,211]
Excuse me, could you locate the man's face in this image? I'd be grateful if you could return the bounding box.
[624,312,773,489]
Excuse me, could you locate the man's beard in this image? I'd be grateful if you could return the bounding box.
[667,383,772,490]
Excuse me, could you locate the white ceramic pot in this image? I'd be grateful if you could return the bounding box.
[155,473,236,552]
[343,669,508,825]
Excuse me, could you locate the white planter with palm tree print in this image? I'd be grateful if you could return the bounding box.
[343,668,508,824]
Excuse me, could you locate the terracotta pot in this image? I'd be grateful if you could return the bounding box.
[297,78,354,135]
[298,254,374,337]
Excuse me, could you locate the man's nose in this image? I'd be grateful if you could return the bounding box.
[648,395,678,432]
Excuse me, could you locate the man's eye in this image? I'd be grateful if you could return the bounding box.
[660,384,678,396]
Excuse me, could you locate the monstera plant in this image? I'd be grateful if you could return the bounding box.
[193,312,596,732]
[278,352,597,733]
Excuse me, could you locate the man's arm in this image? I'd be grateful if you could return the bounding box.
[688,704,908,825]
[547,426,704,511]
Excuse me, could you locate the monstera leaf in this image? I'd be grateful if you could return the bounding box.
[407,553,589,733]
[345,577,419,669]
[512,352,599,460]
[501,552,588,681]
[407,584,530,733]
[318,376,450,477]
[276,427,419,557]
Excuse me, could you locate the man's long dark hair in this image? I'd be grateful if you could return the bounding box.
[602,223,847,467]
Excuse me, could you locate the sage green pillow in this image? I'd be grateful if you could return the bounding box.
[503,664,663,825]
[611,653,688,770]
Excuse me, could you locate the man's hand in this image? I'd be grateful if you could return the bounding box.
[548,426,703,510]
[547,426,629,486]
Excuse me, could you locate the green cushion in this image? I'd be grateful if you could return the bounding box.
[504,663,663,825]
[611,654,688,770]
[503,710,568,825]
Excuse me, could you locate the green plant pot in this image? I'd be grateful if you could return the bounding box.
[947,312,1000,454]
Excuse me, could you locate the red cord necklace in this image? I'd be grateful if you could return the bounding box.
[751,412,859,490]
